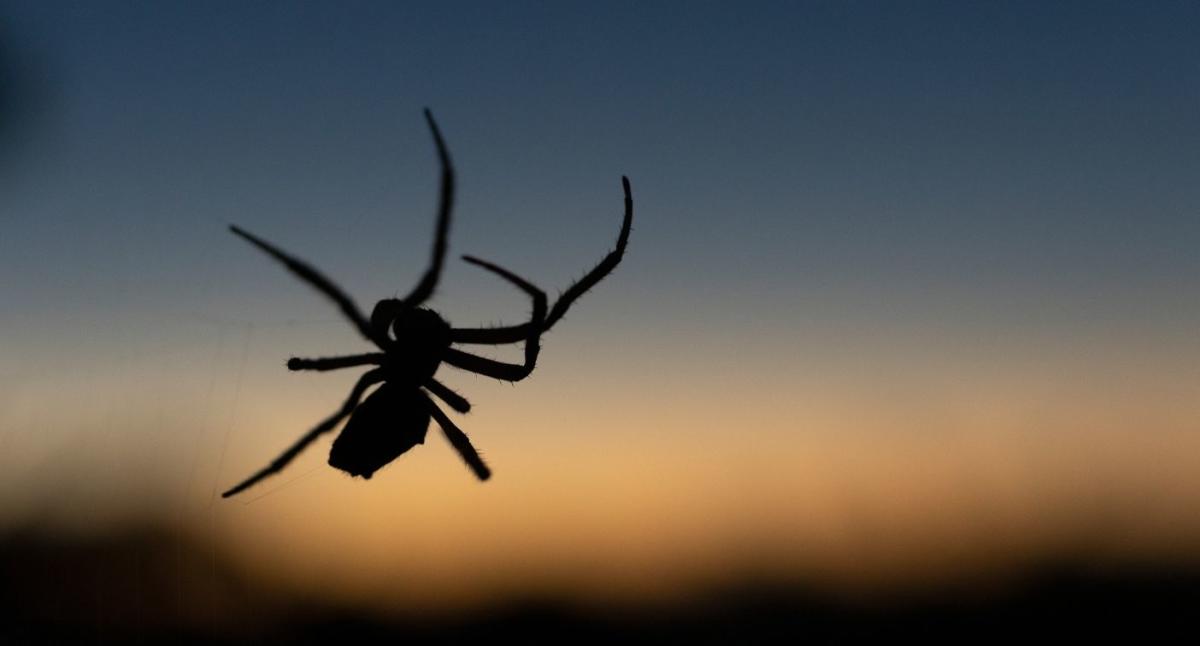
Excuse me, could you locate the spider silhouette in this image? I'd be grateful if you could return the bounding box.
[221,109,632,498]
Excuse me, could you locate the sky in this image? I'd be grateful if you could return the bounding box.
[1,0,1199,615]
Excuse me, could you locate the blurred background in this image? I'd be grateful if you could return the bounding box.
[1,1,1198,641]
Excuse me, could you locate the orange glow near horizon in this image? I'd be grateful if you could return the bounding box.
[7,323,1197,615]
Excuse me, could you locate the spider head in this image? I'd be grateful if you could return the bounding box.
[370,299,451,380]
[389,307,450,344]
[371,299,449,342]
[370,299,403,339]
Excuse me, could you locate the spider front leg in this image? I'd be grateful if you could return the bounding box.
[443,255,546,382]
[228,226,385,348]
[221,368,385,498]
[449,176,631,344]
[398,109,455,308]
[424,394,490,480]
[542,175,634,330]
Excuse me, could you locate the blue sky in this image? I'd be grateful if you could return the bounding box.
[6,2,1198,309]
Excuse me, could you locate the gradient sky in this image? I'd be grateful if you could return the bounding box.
[2,1,1199,611]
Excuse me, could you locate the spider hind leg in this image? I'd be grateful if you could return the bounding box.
[425,396,491,480]
[221,368,385,497]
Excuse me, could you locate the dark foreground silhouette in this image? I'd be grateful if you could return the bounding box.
[1,525,1197,644]
[222,109,632,497]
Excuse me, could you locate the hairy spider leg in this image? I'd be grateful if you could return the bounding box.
[423,378,471,413]
[287,353,386,372]
[221,368,386,498]
[442,256,547,382]
[543,176,633,329]
[228,225,384,348]
[449,175,632,344]
[424,395,490,480]
[399,108,455,308]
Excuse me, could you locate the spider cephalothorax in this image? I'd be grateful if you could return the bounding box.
[221,109,632,497]
[373,304,452,384]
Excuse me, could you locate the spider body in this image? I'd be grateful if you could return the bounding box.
[374,304,452,386]
[326,306,448,479]
[221,109,632,498]
[329,384,431,479]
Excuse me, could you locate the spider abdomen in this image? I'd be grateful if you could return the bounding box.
[329,383,430,479]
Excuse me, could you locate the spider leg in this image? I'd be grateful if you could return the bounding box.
[221,368,385,498]
[424,394,490,480]
[443,348,540,382]
[448,322,534,345]
[442,256,546,382]
[544,176,632,330]
[448,176,632,344]
[286,353,385,372]
[229,225,383,347]
[399,108,455,308]
[424,378,471,413]
[447,254,547,343]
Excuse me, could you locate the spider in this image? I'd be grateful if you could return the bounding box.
[221,109,632,498]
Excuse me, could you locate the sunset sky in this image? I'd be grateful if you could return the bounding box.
[2,1,1199,615]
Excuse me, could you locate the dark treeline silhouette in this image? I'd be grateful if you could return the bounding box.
[1,524,1196,643]
[221,109,632,498]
